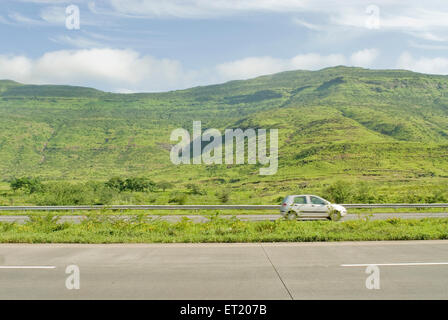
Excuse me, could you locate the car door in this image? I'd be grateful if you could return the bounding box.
[290,196,315,216]
[291,196,307,215]
[308,196,330,217]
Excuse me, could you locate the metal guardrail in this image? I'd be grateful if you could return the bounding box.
[0,205,280,211]
[0,204,447,211]
[342,204,448,209]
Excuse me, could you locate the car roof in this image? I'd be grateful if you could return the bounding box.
[287,194,321,197]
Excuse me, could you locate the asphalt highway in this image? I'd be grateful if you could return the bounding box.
[0,241,447,299]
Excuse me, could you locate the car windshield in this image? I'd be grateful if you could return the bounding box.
[310,196,327,205]
[293,196,307,204]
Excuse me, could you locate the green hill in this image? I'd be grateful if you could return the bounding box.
[1,66,448,205]
[0,80,22,93]
[2,84,104,98]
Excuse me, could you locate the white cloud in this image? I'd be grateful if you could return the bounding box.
[49,35,105,48]
[108,0,312,18]
[0,49,194,92]
[106,0,448,33]
[40,5,104,27]
[290,53,346,70]
[0,55,33,80]
[332,6,448,33]
[292,18,322,30]
[15,0,448,36]
[5,8,71,27]
[408,41,448,51]
[18,0,79,3]
[349,49,379,68]
[216,53,346,80]
[8,12,45,25]
[5,5,101,27]
[39,6,66,25]
[396,52,448,75]
[216,56,287,80]
[0,48,382,92]
[407,31,448,42]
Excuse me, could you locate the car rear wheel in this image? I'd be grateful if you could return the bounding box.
[286,211,298,220]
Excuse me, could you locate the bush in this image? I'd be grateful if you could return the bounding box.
[34,182,96,205]
[105,177,156,192]
[105,177,125,192]
[10,177,43,194]
[402,191,425,203]
[217,190,230,203]
[168,192,188,205]
[275,196,284,203]
[323,180,352,203]
[125,177,156,192]
[425,188,447,203]
[185,183,206,195]
[33,181,117,206]
[353,182,376,203]
[157,181,174,192]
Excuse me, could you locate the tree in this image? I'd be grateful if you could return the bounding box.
[105,177,126,192]
[217,189,230,203]
[124,177,156,192]
[323,180,352,203]
[186,183,206,195]
[10,177,43,194]
[105,177,156,192]
[157,181,174,192]
[168,192,187,205]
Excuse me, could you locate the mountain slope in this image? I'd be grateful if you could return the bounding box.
[1,66,448,203]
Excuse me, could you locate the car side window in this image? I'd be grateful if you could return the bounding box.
[293,196,307,204]
[310,196,326,205]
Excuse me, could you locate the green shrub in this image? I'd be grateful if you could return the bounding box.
[353,182,376,203]
[217,190,230,203]
[105,177,126,192]
[34,182,95,205]
[105,177,156,192]
[275,196,284,203]
[323,180,352,203]
[126,177,156,192]
[10,177,43,194]
[168,192,188,205]
[425,188,447,203]
[33,181,117,205]
[157,181,174,192]
[185,183,206,195]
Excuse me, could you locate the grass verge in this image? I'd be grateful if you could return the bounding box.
[0,215,447,243]
[0,207,447,216]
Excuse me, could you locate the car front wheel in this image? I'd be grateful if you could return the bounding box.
[328,210,342,221]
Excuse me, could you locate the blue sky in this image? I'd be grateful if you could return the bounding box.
[1,0,448,92]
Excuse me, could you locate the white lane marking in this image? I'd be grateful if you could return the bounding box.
[341,262,448,267]
[0,266,56,269]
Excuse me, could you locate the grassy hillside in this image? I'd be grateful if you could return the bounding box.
[1,66,448,205]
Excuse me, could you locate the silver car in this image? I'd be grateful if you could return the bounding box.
[280,195,347,221]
